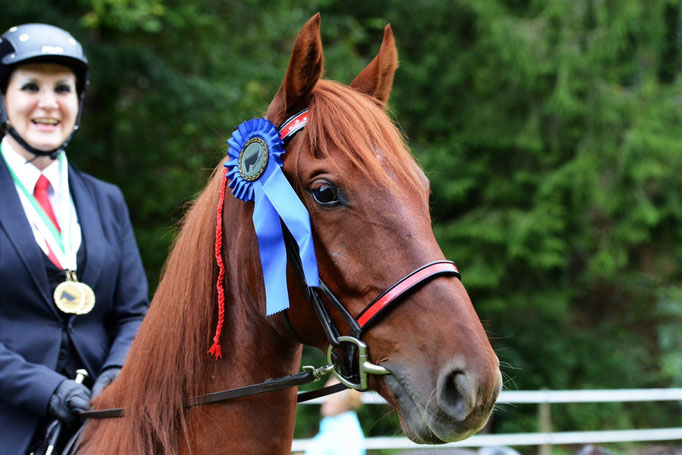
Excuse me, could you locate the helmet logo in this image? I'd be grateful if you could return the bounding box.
[41,45,64,55]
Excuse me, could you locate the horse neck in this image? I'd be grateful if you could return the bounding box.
[82,190,304,455]
[180,198,304,453]
[184,306,302,453]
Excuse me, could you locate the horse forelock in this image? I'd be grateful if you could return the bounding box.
[302,79,423,195]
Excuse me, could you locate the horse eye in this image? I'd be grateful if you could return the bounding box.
[310,183,339,206]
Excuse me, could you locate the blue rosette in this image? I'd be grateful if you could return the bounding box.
[225,118,319,315]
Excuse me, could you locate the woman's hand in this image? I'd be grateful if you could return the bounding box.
[47,379,91,426]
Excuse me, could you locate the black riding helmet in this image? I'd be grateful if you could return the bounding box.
[0,23,89,158]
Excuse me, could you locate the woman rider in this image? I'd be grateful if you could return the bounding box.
[0,23,149,454]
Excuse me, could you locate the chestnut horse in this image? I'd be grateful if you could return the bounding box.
[78,14,501,455]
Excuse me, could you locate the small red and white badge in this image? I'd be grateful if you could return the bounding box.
[279,109,308,142]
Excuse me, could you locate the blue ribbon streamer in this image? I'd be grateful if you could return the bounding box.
[225,118,319,315]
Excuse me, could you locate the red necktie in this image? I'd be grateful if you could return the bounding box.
[34,175,60,232]
[34,174,62,268]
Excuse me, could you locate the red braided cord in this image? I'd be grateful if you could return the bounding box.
[208,168,228,358]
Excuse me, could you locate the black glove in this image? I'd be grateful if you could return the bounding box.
[47,379,91,426]
[91,367,121,399]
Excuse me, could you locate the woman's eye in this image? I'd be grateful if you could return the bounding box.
[20,82,39,92]
[55,84,72,94]
[310,183,340,206]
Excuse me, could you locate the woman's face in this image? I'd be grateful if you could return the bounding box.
[3,63,79,154]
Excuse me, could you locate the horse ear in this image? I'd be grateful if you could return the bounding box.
[267,13,324,125]
[350,24,398,107]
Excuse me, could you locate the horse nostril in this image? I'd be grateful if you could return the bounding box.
[438,369,476,421]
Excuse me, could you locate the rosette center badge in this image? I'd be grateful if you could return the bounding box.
[239,137,269,182]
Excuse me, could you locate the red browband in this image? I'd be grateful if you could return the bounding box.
[279,109,309,142]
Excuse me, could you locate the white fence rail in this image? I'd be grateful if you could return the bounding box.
[292,388,682,452]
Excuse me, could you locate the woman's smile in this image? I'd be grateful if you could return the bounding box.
[32,117,61,131]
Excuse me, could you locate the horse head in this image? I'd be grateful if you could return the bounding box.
[268,14,502,443]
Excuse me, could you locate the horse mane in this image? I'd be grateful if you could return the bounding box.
[87,162,226,454]
[84,77,422,455]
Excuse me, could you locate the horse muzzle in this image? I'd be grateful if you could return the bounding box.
[383,359,502,444]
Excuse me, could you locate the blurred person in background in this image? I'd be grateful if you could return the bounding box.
[304,376,366,455]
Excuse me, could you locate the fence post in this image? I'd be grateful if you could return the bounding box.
[539,389,552,455]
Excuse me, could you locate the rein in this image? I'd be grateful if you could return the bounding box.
[79,365,343,419]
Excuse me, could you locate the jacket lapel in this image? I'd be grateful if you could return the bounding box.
[0,157,55,309]
[68,166,105,288]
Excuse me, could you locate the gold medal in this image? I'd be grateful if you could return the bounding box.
[76,281,96,314]
[54,280,86,313]
[54,270,95,314]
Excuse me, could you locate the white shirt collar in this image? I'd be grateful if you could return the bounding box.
[1,136,63,195]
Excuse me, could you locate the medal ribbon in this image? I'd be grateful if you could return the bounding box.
[0,148,79,271]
